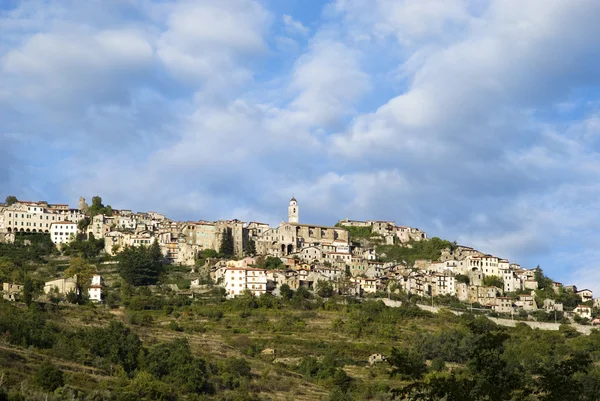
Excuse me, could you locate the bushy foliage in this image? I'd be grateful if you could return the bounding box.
[143,338,212,394]
[117,241,166,286]
[482,275,503,288]
[34,360,64,391]
[376,237,454,265]
[0,233,57,265]
[5,195,18,206]
[62,235,105,259]
[86,196,113,217]
[219,228,235,258]
[343,225,374,240]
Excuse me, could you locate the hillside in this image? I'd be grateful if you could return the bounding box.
[2,233,600,400]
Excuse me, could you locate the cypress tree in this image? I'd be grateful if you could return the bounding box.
[219,228,234,258]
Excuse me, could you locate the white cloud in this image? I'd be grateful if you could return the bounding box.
[156,0,271,90]
[333,0,470,46]
[3,0,600,292]
[2,29,153,106]
[282,14,310,36]
[281,36,371,128]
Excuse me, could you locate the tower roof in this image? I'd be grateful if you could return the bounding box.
[290,196,297,202]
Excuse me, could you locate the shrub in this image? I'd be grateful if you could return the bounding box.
[34,360,64,391]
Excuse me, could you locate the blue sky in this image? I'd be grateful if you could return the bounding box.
[2,0,600,291]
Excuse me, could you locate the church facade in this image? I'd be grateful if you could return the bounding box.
[256,197,349,257]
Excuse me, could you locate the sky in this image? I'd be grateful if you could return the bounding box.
[2,0,600,291]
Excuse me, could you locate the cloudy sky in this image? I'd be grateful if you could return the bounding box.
[2,0,600,290]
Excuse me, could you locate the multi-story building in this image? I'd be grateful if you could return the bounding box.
[50,221,78,244]
[224,267,267,298]
[88,214,112,239]
[433,273,456,296]
[88,275,103,302]
[2,202,67,233]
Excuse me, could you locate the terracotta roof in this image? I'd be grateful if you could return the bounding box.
[226,267,266,272]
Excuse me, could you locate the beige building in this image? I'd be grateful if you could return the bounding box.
[257,221,349,258]
[88,214,112,238]
[577,289,593,302]
[44,277,77,295]
[2,283,23,301]
[2,202,70,234]
[224,267,267,298]
[181,219,248,257]
[493,297,514,314]
[516,294,537,311]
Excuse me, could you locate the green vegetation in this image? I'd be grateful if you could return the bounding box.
[86,196,113,217]
[0,233,57,265]
[377,237,455,265]
[62,234,105,260]
[77,217,91,231]
[117,241,166,286]
[255,256,285,270]
[1,239,600,400]
[34,360,65,391]
[455,274,470,285]
[338,225,374,240]
[219,227,234,258]
[5,195,18,206]
[245,238,257,256]
[483,275,503,288]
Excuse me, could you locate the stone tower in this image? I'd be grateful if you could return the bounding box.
[288,196,299,224]
[78,197,89,212]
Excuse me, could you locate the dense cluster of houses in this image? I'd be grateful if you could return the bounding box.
[0,197,596,321]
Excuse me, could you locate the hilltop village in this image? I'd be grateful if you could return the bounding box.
[0,196,596,323]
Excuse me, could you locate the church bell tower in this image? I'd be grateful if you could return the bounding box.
[288,196,299,224]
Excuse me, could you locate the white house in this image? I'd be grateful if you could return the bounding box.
[574,305,592,320]
[88,274,103,302]
[50,221,78,244]
[224,267,267,298]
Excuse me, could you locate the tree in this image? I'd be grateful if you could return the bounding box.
[280,284,293,300]
[536,354,592,401]
[219,228,234,258]
[117,242,166,286]
[316,280,334,298]
[86,195,113,217]
[77,216,91,231]
[534,266,553,290]
[455,274,470,285]
[466,324,523,401]
[388,347,427,381]
[4,196,17,206]
[264,256,284,270]
[23,278,34,306]
[196,249,218,268]
[65,257,94,302]
[245,239,257,256]
[34,360,64,391]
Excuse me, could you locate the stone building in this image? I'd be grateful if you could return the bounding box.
[256,198,349,257]
[180,219,247,257]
